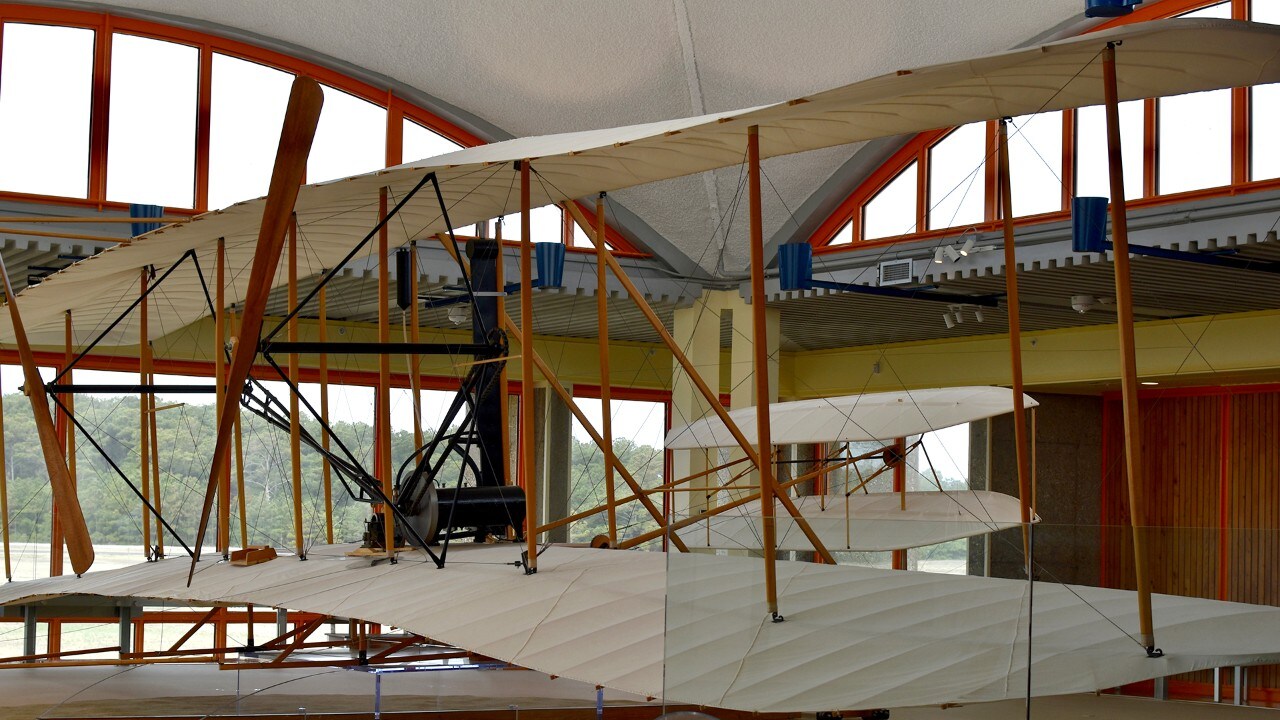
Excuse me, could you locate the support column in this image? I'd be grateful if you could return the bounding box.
[670,291,728,518]
[727,294,781,502]
[541,388,572,544]
[118,604,133,658]
[22,605,36,659]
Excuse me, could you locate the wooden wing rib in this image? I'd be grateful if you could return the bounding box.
[188,76,323,583]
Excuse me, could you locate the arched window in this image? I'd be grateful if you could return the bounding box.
[813,0,1278,252]
[0,6,646,255]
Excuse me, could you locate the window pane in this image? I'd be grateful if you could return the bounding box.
[1075,101,1143,200]
[828,220,853,246]
[402,118,461,163]
[107,34,198,208]
[0,24,94,197]
[1181,2,1230,18]
[1008,112,1063,216]
[209,53,293,209]
[862,161,917,240]
[308,85,386,183]
[490,204,563,243]
[927,123,986,230]
[1251,2,1280,179]
[1159,88,1230,194]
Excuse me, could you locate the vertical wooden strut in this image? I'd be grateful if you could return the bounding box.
[288,216,305,559]
[495,224,511,508]
[215,239,230,555]
[318,284,334,545]
[409,242,423,451]
[596,195,617,545]
[189,76,322,583]
[377,188,395,559]
[519,160,538,573]
[997,118,1035,567]
[139,269,153,559]
[0,255,93,575]
[148,364,164,558]
[746,126,780,617]
[55,310,75,577]
[1103,42,1157,654]
[0,364,9,581]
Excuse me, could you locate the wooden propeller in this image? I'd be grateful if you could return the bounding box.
[189,76,323,583]
[0,256,94,575]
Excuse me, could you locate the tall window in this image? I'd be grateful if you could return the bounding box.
[1252,2,1280,180]
[863,161,918,240]
[927,123,986,231]
[107,34,199,207]
[308,85,387,184]
[1075,101,1144,200]
[209,54,294,209]
[403,119,462,164]
[0,24,95,198]
[1007,112,1062,217]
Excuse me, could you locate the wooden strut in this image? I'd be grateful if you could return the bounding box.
[1103,42,1157,654]
[746,126,780,616]
[0,364,9,582]
[617,454,862,550]
[289,216,305,559]
[563,201,835,564]
[596,195,618,545]
[519,161,538,572]
[55,311,74,578]
[377,188,395,560]
[997,118,1035,568]
[231,308,249,550]
[319,283,334,544]
[139,270,153,559]
[410,241,424,453]
[148,355,164,558]
[190,75,323,584]
[494,223,512,533]
[215,238,230,555]
[0,253,93,575]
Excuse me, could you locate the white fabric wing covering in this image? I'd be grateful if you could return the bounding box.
[674,491,1033,552]
[2,546,1280,712]
[3,20,1280,346]
[666,386,1039,448]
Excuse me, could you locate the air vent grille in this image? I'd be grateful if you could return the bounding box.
[878,259,915,286]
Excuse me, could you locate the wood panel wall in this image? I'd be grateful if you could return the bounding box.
[1102,389,1280,693]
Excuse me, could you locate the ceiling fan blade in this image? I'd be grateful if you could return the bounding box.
[189,76,323,584]
[0,255,94,576]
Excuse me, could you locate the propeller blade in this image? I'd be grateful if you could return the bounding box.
[0,256,94,575]
[189,76,323,583]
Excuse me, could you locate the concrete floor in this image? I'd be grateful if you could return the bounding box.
[893,694,1279,719]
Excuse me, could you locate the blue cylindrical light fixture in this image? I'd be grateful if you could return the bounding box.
[1085,0,1143,18]
[534,241,566,288]
[1071,196,1110,253]
[777,243,814,292]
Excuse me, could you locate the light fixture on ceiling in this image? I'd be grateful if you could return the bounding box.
[933,247,945,264]
[944,244,961,262]
[974,308,985,323]
[943,312,956,329]
[1070,294,1097,314]
[958,235,976,256]
[1141,381,1159,386]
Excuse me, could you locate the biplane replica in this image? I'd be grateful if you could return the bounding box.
[0,17,1279,714]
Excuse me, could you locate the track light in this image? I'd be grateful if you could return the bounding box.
[958,236,976,256]
[943,244,961,262]
[943,313,955,329]
[974,308,984,323]
[933,247,944,264]
[953,310,964,325]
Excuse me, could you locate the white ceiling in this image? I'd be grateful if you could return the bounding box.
[72,0,1135,273]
